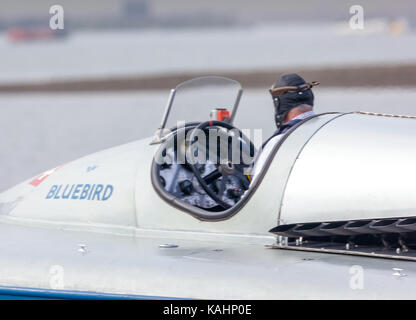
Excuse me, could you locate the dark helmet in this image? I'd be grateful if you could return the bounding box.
[270,73,319,128]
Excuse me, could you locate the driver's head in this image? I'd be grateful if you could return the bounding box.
[270,73,319,128]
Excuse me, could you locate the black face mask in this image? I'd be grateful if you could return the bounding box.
[270,74,319,129]
[272,89,315,128]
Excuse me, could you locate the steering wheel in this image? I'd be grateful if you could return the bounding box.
[186,120,255,209]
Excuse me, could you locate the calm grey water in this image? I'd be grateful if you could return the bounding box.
[1,87,416,192]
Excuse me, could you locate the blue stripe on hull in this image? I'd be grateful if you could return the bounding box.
[0,286,180,300]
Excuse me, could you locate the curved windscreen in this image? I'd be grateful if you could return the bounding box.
[164,76,242,130]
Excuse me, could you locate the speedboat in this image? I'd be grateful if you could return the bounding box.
[1,76,416,299]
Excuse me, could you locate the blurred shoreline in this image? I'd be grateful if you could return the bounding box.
[1,64,416,93]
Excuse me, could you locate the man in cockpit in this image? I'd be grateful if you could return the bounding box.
[249,73,319,184]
